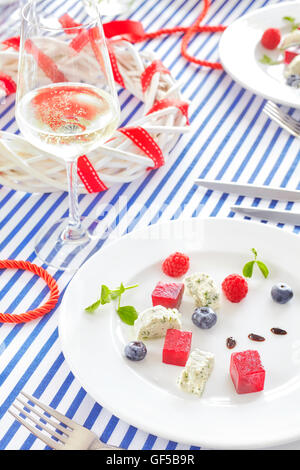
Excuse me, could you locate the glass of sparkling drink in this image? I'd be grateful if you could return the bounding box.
[16,0,120,271]
[83,0,136,18]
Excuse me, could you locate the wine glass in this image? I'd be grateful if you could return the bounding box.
[16,1,120,271]
[83,0,136,18]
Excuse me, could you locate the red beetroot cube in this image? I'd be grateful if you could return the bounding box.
[230,350,265,394]
[152,282,184,309]
[284,50,299,64]
[163,329,192,366]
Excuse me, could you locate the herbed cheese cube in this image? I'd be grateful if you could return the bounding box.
[184,272,220,311]
[134,305,182,340]
[177,349,214,396]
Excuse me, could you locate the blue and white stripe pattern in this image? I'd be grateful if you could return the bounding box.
[0,0,299,450]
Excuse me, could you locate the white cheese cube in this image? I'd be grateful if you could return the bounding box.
[177,349,215,396]
[285,55,300,78]
[134,305,182,340]
[281,30,300,50]
[184,272,220,311]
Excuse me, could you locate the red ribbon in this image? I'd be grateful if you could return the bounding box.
[25,39,68,83]
[77,155,108,193]
[0,72,17,95]
[147,98,190,125]
[69,30,89,51]
[103,20,145,41]
[58,13,83,34]
[2,36,20,50]
[107,44,125,88]
[118,126,164,169]
[141,60,170,92]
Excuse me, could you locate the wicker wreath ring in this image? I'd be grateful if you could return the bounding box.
[0,30,190,194]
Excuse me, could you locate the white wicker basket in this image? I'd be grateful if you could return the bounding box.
[0,37,189,193]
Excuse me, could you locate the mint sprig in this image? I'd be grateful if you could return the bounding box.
[259,54,282,66]
[243,248,269,279]
[283,16,300,31]
[85,282,138,325]
[117,305,138,325]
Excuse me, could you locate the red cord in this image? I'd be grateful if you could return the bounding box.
[132,0,226,70]
[0,260,59,324]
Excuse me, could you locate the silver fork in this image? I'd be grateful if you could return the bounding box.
[8,391,121,450]
[263,100,300,137]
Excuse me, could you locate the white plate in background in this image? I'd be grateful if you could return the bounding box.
[219,1,300,108]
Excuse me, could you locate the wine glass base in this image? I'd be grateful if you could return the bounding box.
[34,217,105,272]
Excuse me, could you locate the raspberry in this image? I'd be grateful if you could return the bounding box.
[222,274,248,303]
[162,252,190,278]
[261,28,281,50]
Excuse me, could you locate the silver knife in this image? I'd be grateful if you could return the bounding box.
[231,205,300,225]
[195,179,300,202]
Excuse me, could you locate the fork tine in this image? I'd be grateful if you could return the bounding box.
[11,403,68,444]
[283,115,300,132]
[15,397,71,436]
[272,108,300,131]
[264,102,300,135]
[8,408,62,450]
[264,106,300,137]
[265,102,287,120]
[20,392,75,429]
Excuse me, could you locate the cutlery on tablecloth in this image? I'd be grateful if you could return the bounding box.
[195,180,300,224]
[263,101,300,138]
[195,179,300,202]
[9,391,121,450]
[230,206,300,225]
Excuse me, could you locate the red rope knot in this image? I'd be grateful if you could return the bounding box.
[0,260,59,323]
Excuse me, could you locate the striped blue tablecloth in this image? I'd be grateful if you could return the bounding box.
[0,0,299,450]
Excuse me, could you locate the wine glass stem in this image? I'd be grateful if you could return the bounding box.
[64,159,84,241]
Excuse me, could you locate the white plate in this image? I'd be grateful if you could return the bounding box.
[59,218,300,449]
[219,1,300,109]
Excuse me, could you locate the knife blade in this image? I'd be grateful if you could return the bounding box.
[231,205,300,225]
[195,179,300,202]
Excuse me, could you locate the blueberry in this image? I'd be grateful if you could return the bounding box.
[125,341,147,361]
[291,79,300,88]
[287,74,300,87]
[271,283,293,304]
[192,307,217,329]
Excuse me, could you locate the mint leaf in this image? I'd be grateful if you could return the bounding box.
[283,16,300,31]
[100,285,111,305]
[259,54,282,65]
[85,299,101,313]
[243,261,255,278]
[118,282,125,295]
[291,23,300,31]
[256,261,269,279]
[283,16,295,22]
[110,291,120,300]
[85,282,139,324]
[125,284,139,291]
[110,283,127,300]
[117,306,138,325]
[242,248,269,279]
